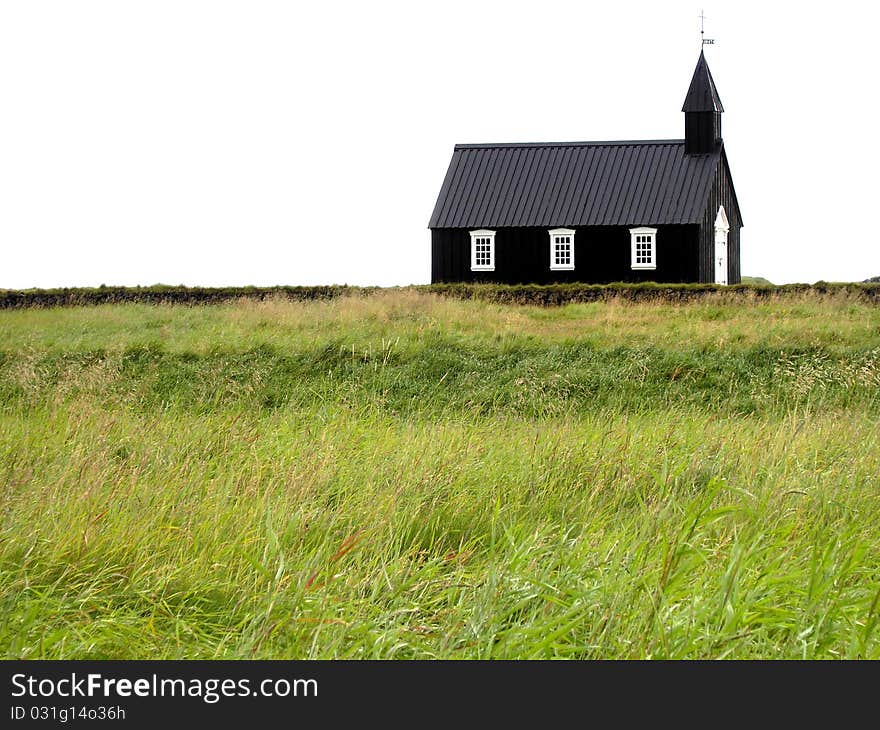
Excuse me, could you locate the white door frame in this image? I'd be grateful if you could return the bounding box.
[714,206,729,285]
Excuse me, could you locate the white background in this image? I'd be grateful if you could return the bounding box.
[2,1,878,288]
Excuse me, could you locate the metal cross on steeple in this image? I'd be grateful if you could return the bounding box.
[700,10,715,46]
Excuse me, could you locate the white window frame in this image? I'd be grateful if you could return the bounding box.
[469,229,496,272]
[548,228,575,271]
[630,227,657,270]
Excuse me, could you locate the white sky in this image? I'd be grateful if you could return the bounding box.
[2,1,878,288]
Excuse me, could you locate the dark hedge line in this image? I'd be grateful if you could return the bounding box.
[425,281,880,305]
[0,285,370,309]
[2,282,880,309]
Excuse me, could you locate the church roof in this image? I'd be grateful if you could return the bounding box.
[428,140,722,229]
[682,50,724,113]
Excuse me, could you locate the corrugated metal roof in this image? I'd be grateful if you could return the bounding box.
[682,50,724,112]
[428,140,721,229]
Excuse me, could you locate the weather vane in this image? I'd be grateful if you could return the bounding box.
[700,10,715,45]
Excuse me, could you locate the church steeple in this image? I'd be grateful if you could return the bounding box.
[682,51,723,155]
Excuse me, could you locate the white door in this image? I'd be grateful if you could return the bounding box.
[715,239,727,285]
[714,206,729,285]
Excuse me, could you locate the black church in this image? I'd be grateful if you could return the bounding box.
[428,51,742,285]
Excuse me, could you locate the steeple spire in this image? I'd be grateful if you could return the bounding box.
[683,51,723,155]
[682,50,724,113]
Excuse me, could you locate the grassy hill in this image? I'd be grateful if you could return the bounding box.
[1,290,879,659]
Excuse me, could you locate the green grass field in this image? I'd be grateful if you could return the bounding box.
[1,290,879,658]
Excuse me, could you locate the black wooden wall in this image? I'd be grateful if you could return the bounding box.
[684,112,721,155]
[698,151,742,284]
[430,225,700,285]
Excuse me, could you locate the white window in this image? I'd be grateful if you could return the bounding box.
[470,229,496,271]
[630,227,657,270]
[549,228,575,270]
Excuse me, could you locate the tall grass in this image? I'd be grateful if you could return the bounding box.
[0,292,878,658]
